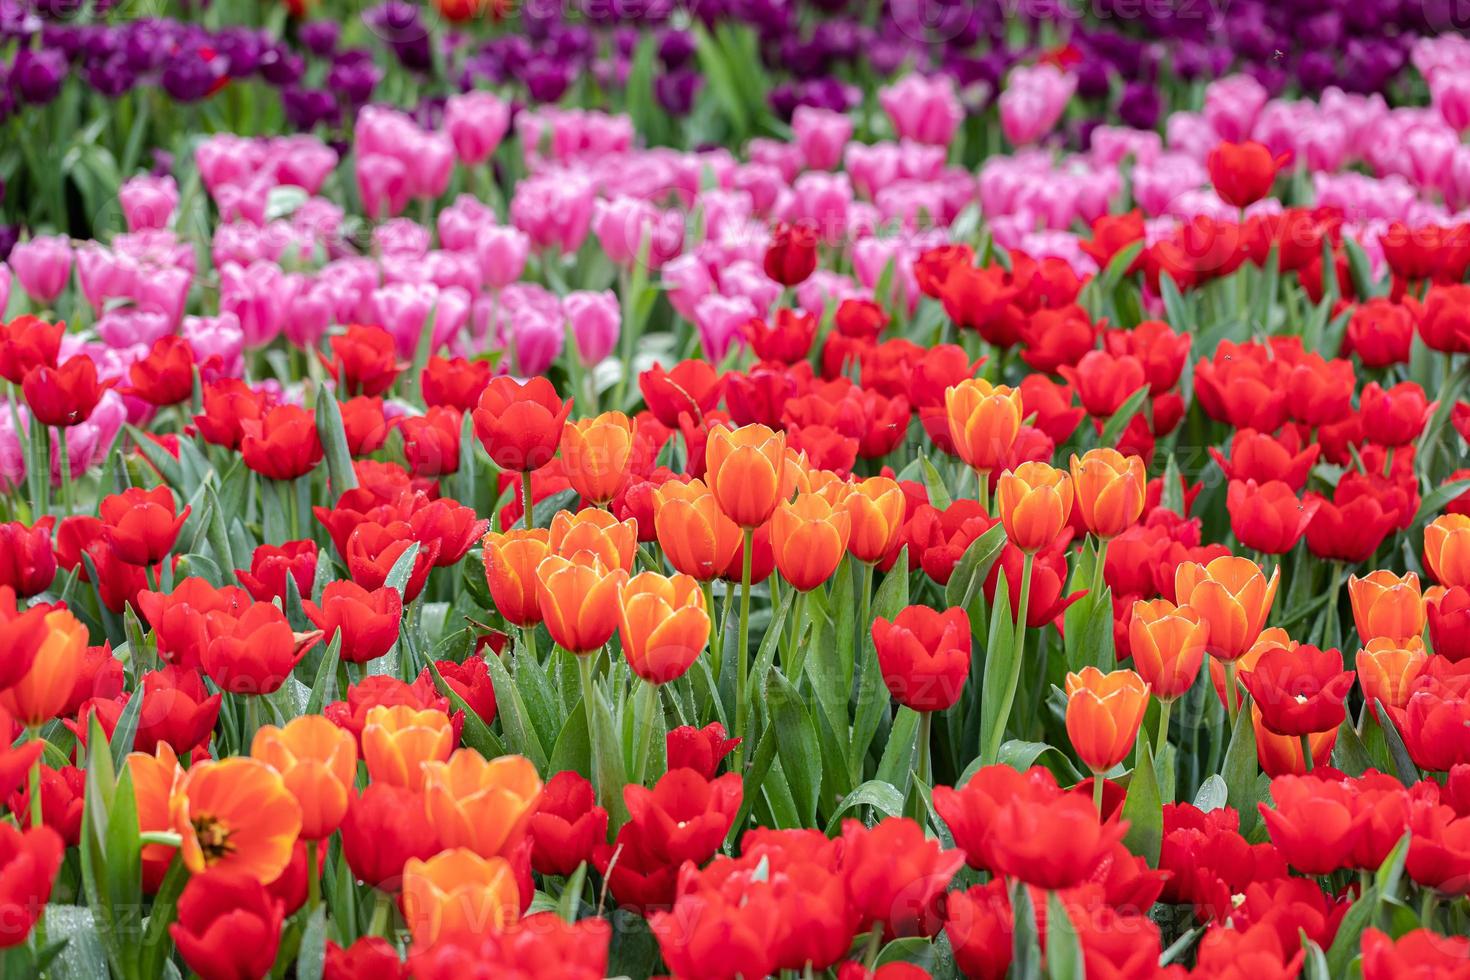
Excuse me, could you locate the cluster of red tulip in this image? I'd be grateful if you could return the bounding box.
[7,140,1470,980]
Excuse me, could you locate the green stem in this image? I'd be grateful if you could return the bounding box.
[1421,891,1439,929]
[521,624,539,665]
[983,553,1033,764]
[1090,537,1110,606]
[27,728,42,832]
[861,928,883,970]
[286,477,301,541]
[1092,771,1105,816]
[306,840,320,911]
[785,590,808,681]
[578,652,603,801]
[370,889,393,939]
[521,470,535,530]
[977,469,991,515]
[1155,698,1173,761]
[1223,659,1239,728]
[56,426,72,517]
[917,710,932,788]
[734,527,754,769]
[703,580,722,681]
[1300,733,1314,772]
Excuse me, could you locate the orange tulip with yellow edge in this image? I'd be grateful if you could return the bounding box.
[1426,514,1470,588]
[400,848,521,947]
[1174,555,1279,662]
[561,411,636,503]
[945,378,1023,474]
[1349,570,1424,643]
[771,492,852,591]
[0,608,87,727]
[170,756,302,883]
[653,478,742,581]
[618,571,711,684]
[482,528,550,627]
[127,742,183,893]
[705,423,787,527]
[252,714,358,840]
[781,448,814,501]
[361,705,455,791]
[1069,449,1147,539]
[422,750,542,858]
[807,468,851,506]
[1128,599,1208,701]
[1356,637,1428,711]
[1064,666,1151,773]
[549,508,637,572]
[535,552,628,653]
[843,476,906,563]
[995,461,1073,554]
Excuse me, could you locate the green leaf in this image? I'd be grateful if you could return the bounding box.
[921,453,953,510]
[427,659,507,760]
[767,669,822,826]
[548,701,591,777]
[1010,881,1042,980]
[1344,237,1381,299]
[1373,701,1421,786]
[943,523,1007,612]
[823,780,905,833]
[728,718,778,847]
[316,394,358,498]
[1221,701,1260,836]
[1375,830,1411,901]
[1192,774,1228,812]
[1412,476,1470,527]
[1159,273,1193,333]
[108,691,143,773]
[1097,385,1150,449]
[874,706,920,799]
[1331,716,1372,777]
[304,632,343,716]
[1121,741,1162,866]
[1045,891,1084,980]
[296,907,328,980]
[125,424,183,489]
[991,739,1083,784]
[977,572,1016,765]
[480,649,548,771]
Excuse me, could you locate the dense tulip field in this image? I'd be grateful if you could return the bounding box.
[9,1,1470,978]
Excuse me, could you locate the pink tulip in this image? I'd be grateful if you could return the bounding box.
[730,162,786,214]
[797,270,863,320]
[374,219,432,259]
[879,73,964,147]
[693,294,756,362]
[407,131,456,201]
[1203,74,1268,142]
[661,253,716,322]
[357,154,410,220]
[445,90,511,166]
[1432,69,1470,133]
[719,260,781,313]
[96,310,172,349]
[564,290,620,366]
[220,260,292,347]
[75,245,136,316]
[438,195,497,253]
[476,225,531,290]
[11,235,73,305]
[792,106,853,171]
[591,196,686,270]
[118,175,179,232]
[999,64,1076,147]
[509,172,595,255]
[1090,126,1163,167]
[783,171,853,245]
[270,135,338,195]
[183,313,246,378]
[133,266,191,328]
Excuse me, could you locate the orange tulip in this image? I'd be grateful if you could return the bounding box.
[252,715,358,840]
[400,848,520,947]
[361,705,455,791]
[483,528,550,627]
[535,552,628,653]
[1426,514,1470,588]
[807,468,851,506]
[771,492,852,591]
[1128,599,1208,701]
[1064,667,1150,773]
[945,378,1023,474]
[618,572,711,684]
[1209,626,1289,710]
[0,608,87,727]
[548,508,637,572]
[127,742,183,892]
[560,411,636,504]
[1355,637,1428,711]
[781,447,814,500]
[652,478,742,581]
[1174,555,1279,662]
[1349,570,1424,643]
[1253,705,1336,777]
[843,476,906,563]
[995,461,1073,554]
[705,423,787,527]
[422,750,542,859]
[170,757,302,883]
[1069,449,1147,539]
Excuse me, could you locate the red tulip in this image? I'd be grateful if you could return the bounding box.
[432,655,497,726]
[1058,349,1145,418]
[302,581,402,664]
[841,817,963,938]
[665,722,740,779]
[0,522,56,598]
[1258,774,1362,875]
[240,404,323,481]
[202,602,319,696]
[169,869,284,980]
[745,309,816,363]
[1207,140,1288,207]
[1226,479,1319,555]
[528,771,608,877]
[133,666,222,756]
[339,783,442,890]
[339,396,391,457]
[0,823,64,949]
[872,605,971,713]
[1239,642,1355,737]
[325,938,406,980]
[322,324,400,397]
[135,577,251,672]
[763,221,818,287]
[400,406,462,478]
[98,486,189,566]
[193,379,267,451]
[234,540,318,605]
[421,355,490,412]
[639,360,726,429]
[471,376,571,472]
[127,335,195,407]
[22,354,109,427]
[0,315,63,385]
[623,768,741,867]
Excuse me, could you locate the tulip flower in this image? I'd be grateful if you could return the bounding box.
[202,603,319,697]
[1362,928,1470,980]
[345,520,438,603]
[339,783,442,891]
[1356,638,1428,713]
[1240,642,1355,766]
[1207,140,1289,207]
[945,379,1023,491]
[1128,598,1208,755]
[561,411,635,504]
[172,756,302,883]
[302,580,403,665]
[617,571,710,685]
[422,750,542,860]
[1175,555,1279,721]
[133,666,222,757]
[548,508,637,572]
[1429,585,1470,663]
[535,552,626,655]
[0,597,50,694]
[1069,449,1146,541]
[361,705,455,791]
[401,848,521,948]
[1427,514,1470,588]
[1065,667,1151,796]
[0,607,86,728]
[764,221,819,287]
[0,316,62,386]
[842,476,907,564]
[252,715,359,841]
[98,486,189,567]
[872,605,971,715]
[624,767,742,867]
[322,323,400,397]
[193,379,267,451]
[704,423,787,529]
[841,816,964,937]
[528,771,608,877]
[126,335,195,407]
[771,492,851,591]
[995,461,1073,554]
[433,655,497,727]
[127,743,184,893]
[483,529,550,628]
[1349,570,1424,644]
[22,354,109,428]
[241,404,324,481]
[652,478,743,581]
[170,868,285,980]
[666,723,740,780]
[234,540,318,606]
